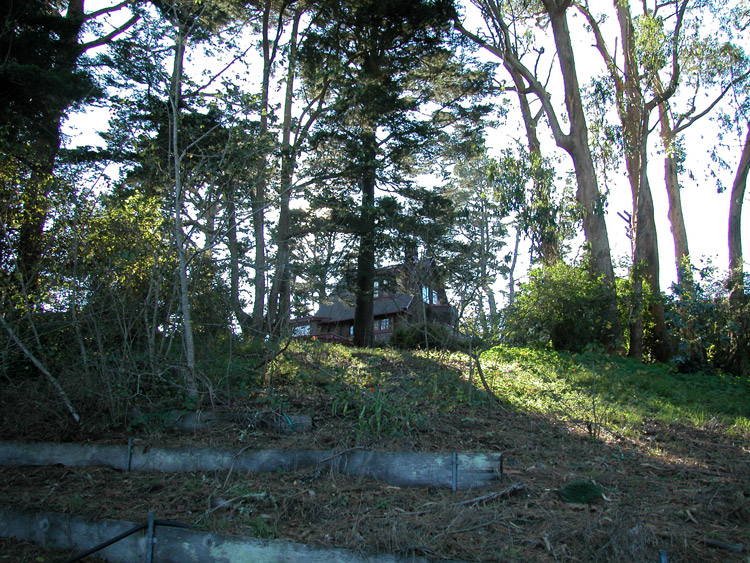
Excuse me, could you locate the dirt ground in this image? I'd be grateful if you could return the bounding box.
[0,385,748,563]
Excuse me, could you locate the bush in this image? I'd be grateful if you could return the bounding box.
[389,322,458,350]
[666,264,750,375]
[501,263,619,353]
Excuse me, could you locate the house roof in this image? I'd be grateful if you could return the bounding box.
[315,294,414,323]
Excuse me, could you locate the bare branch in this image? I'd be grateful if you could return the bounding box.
[78,14,139,52]
[674,70,750,135]
[83,0,134,21]
[0,313,80,424]
[453,11,570,147]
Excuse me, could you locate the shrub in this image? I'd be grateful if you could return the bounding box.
[665,264,750,375]
[389,322,458,350]
[501,262,619,352]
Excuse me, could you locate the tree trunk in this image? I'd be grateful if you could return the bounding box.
[577,0,668,361]
[543,1,622,348]
[478,199,497,320]
[658,103,692,286]
[612,1,670,362]
[633,163,671,362]
[507,225,521,305]
[15,1,85,287]
[657,101,705,367]
[251,4,274,334]
[728,126,750,376]
[170,24,198,398]
[729,126,750,297]
[353,131,378,348]
[268,7,302,336]
[226,183,252,337]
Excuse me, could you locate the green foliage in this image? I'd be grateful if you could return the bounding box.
[328,375,423,440]
[501,263,620,352]
[666,264,750,375]
[634,13,669,74]
[557,480,605,504]
[0,1,103,143]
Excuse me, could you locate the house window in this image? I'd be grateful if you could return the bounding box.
[349,325,354,336]
[374,318,391,332]
[292,325,310,336]
[422,286,438,304]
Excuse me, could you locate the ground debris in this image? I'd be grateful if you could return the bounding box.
[0,352,748,562]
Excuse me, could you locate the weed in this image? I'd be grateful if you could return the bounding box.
[247,516,278,539]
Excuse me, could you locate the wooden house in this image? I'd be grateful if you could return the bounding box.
[292,260,456,344]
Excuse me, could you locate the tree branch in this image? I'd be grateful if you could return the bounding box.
[0,313,80,424]
[84,0,133,21]
[573,2,623,91]
[453,9,570,149]
[674,70,750,135]
[78,14,139,53]
[648,0,689,110]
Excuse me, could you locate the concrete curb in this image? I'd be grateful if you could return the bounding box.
[0,506,437,562]
[0,441,502,490]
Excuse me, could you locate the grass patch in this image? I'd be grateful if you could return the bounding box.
[481,345,750,435]
[3,340,749,563]
[269,340,750,442]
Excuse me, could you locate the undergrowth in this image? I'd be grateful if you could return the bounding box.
[274,341,750,441]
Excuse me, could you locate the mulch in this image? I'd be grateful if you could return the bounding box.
[0,399,747,562]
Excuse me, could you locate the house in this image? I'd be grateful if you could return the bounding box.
[292,260,457,344]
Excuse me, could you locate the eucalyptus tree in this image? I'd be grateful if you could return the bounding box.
[573,1,681,360]
[301,0,487,347]
[728,125,750,376]
[651,3,749,291]
[455,0,624,350]
[726,3,750,373]
[575,0,750,361]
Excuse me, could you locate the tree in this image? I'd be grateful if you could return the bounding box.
[445,153,509,334]
[302,0,477,347]
[455,0,623,350]
[728,125,750,375]
[578,0,750,362]
[267,2,334,335]
[0,0,138,291]
[575,0,682,361]
[106,0,250,396]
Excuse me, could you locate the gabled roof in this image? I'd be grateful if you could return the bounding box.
[315,294,414,323]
